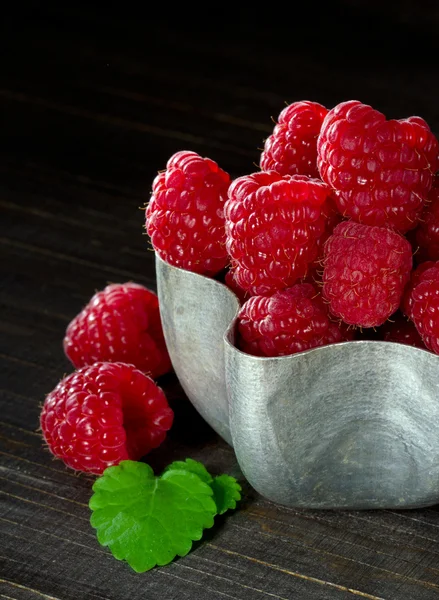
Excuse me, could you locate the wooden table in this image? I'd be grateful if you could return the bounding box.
[2,5,439,599]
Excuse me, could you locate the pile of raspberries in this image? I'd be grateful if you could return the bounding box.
[41,99,439,476]
[146,100,439,357]
[41,283,174,474]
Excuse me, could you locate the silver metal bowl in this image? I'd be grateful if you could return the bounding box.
[156,254,439,510]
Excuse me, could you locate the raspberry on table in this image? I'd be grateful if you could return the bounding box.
[237,283,352,357]
[323,221,412,328]
[40,362,174,474]
[415,177,439,261]
[145,150,231,276]
[403,261,439,354]
[225,171,335,296]
[64,283,172,380]
[317,100,439,233]
[260,101,328,178]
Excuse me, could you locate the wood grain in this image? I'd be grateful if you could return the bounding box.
[2,3,439,599]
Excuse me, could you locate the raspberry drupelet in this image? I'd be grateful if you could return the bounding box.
[225,171,335,297]
[260,100,328,178]
[323,221,412,328]
[237,283,352,357]
[64,283,172,380]
[317,100,438,233]
[145,150,231,276]
[40,362,174,474]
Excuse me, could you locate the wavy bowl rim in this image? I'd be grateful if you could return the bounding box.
[155,253,435,363]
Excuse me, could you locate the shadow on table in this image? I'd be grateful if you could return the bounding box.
[144,372,246,480]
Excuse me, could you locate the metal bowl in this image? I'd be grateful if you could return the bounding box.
[156,254,439,510]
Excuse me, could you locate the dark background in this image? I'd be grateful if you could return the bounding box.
[2,3,439,599]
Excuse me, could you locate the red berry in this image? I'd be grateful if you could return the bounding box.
[260,101,328,178]
[224,269,250,304]
[309,195,345,278]
[401,261,437,319]
[404,260,436,297]
[145,150,231,276]
[402,261,439,353]
[379,312,426,349]
[323,221,412,328]
[64,283,171,380]
[415,177,439,261]
[40,362,174,474]
[225,171,334,296]
[237,283,352,357]
[317,100,438,233]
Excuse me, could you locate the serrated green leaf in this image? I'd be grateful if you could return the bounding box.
[89,460,217,573]
[164,458,213,484]
[165,460,241,515]
[210,474,241,515]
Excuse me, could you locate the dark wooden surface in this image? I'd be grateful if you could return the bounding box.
[2,5,439,599]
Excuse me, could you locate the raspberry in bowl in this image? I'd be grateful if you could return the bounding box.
[149,99,439,510]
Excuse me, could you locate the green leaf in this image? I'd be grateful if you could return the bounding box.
[164,458,213,485]
[89,460,217,573]
[165,459,241,514]
[210,474,242,515]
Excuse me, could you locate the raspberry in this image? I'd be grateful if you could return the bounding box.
[224,269,250,304]
[323,221,412,328]
[403,260,436,300]
[64,283,171,380]
[237,283,352,357]
[260,101,328,178]
[401,261,436,318]
[225,171,334,296]
[317,100,438,233]
[40,362,174,474]
[415,177,439,261]
[379,312,425,349]
[402,261,439,353]
[309,196,344,275]
[145,150,231,276]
